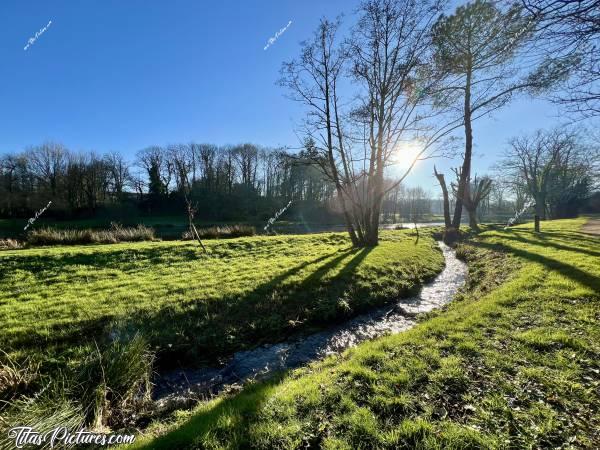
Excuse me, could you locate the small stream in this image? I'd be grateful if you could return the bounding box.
[153,242,467,409]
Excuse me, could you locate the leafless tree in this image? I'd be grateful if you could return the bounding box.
[281,1,460,246]
[232,143,259,188]
[168,144,193,193]
[104,151,130,199]
[26,142,68,197]
[463,175,493,229]
[502,129,576,231]
[433,165,452,228]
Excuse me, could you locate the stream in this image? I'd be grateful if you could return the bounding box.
[153,242,467,409]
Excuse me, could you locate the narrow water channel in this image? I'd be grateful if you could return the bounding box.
[154,242,468,408]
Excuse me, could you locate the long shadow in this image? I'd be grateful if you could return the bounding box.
[499,231,600,258]
[472,240,600,294]
[136,246,374,366]
[510,228,600,245]
[0,251,346,353]
[0,244,191,281]
[3,243,367,367]
[136,372,286,450]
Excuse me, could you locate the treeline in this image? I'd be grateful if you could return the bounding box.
[0,141,339,222]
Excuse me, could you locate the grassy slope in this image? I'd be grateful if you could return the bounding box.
[0,230,443,369]
[135,218,600,449]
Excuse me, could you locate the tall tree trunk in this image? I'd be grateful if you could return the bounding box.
[321,30,360,247]
[453,68,473,229]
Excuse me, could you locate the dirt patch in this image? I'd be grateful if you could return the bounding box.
[581,218,600,236]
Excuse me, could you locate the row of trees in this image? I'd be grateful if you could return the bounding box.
[0,141,336,221]
[2,1,598,239]
[282,0,599,244]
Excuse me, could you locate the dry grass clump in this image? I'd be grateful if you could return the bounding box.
[0,351,40,403]
[26,223,155,246]
[182,224,255,240]
[0,335,153,447]
[0,239,22,250]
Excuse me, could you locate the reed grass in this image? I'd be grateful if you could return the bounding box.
[26,224,155,246]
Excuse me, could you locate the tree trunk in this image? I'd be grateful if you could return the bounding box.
[321,30,360,247]
[453,67,473,229]
[434,167,451,229]
[534,200,543,232]
[468,207,479,230]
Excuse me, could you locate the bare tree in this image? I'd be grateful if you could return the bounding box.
[433,165,452,228]
[27,142,68,197]
[280,17,362,245]
[281,1,459,246]
[502,129,574,231]
[463,175,493,230]
[232,143,259,189]
[104,151,130,199]
[168,144,193,193]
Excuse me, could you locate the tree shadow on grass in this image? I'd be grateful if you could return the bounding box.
[472,240,600,294]
[7,245,370,369]
[136,246,375,367]
[499,230,600,258]
[0,245,198,282]
[135,372,286,450]
[1,248,353,363]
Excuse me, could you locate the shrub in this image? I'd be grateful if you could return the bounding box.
[26,224,155,246]
[182,224,255,240]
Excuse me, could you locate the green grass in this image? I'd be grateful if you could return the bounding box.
[0,229,443,371]
[133,218,600,449]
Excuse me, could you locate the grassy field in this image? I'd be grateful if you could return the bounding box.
[0,229,444,372]
[133,218,600,449]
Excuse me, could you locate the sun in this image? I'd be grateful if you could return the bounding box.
[390,140,424,171]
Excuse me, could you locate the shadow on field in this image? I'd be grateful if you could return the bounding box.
[473,234,600,294]
[110,246,375,368]
[136,373,286,450]
[0,245,197,281]
[500,230,600,258]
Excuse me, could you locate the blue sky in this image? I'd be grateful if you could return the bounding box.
[0,0,584,190]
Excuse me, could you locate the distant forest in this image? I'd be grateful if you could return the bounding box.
[2,137,597,228]
[0,140,341,223]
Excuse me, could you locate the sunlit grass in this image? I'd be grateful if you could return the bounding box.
[134,218,600,449]
[0,229,443,370]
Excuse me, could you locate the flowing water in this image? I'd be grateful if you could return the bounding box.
[153,242,467,409]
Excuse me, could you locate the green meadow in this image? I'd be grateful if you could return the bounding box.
[0,230,443,370]
[132,218,600,449]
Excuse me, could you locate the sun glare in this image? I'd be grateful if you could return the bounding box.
[390,140,424,171]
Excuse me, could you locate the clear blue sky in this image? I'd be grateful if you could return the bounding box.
[0,0,584,190]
